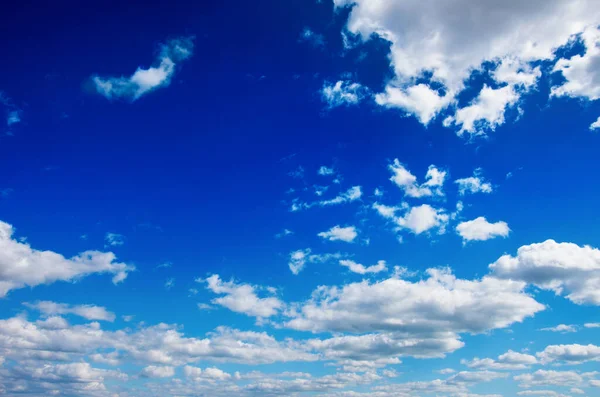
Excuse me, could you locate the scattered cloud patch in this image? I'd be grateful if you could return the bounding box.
[540,324,578,333]
[91,36,194,101]
[23,301,116,322]
[318,225,358,243]
[288,249,341,275]
[388,159,446,198]
[455,169,493,195]
[105,232,125,247]
[339,259,387,274]
[322,80,367,108]
[0,220,133,297]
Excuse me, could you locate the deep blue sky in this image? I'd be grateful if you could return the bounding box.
[1,1,600,396]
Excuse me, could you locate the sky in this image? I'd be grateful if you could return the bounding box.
[1,1,600,396]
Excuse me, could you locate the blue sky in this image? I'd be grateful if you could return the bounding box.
[1,1,600,396]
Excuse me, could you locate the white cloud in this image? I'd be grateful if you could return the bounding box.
[552,26,600,100]
[288,249,341,275]
[318,226,358,243]
[537,344,600,365]
[514,370,585,388]
[397,204,449,235]
[23,301,116,322]
[292,186,362,211]
[318,166,335,176]
[455,168,493,195]
[184,366,232,382]
[334,0,600,132]
[540,324,578,333]
[322,81,367,108]
[585,322,600,328]
[0,220,133,297]
[0,315,317,367]
[489,239,600,305]
[92,36,194,101]
[141,365,175,378]
[590,116,600,130]
[285,267,544,337]
[339,259,387,274]
[275,229,294,238]
[388,159,446,198]
[456,217,510,242]
[202,275,283,318]
[462,350,538,370]
[0,92,23,128]
[104,232,125,247]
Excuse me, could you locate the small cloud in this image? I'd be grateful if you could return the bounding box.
[90,36,194,101]
[156,261,172,269]
[122,315,134,322]
[165,278,175,290]
[590,116,600,131]
[318,225,358,243]
[80,234,88,240]
[197,303,214,311]
[540,324,578,333]
[318,166,335,176]
[299,27,325,48]
[275,229,294,239]
[321,80,368,109]
[105,232,125,247]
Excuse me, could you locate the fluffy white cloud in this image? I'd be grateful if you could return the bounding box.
[455,169,493,195]
[318,226,358,243]
[388,159,446,198]
[141,365,175,378]
[0,316,317,367]
[339,259,387,275]
[184,366,232,382]
[322,80,367,108]
[537,344,600,365]
[334,0,600,132]
[456,217,510,242]
[0,220,133,297]
[462,350,538,370]
[288,249,341,275]
[202,275,283,318]
[285,267,544,336]
[540,324,578,333]
[489,240,600,305]
[590,116,600,130]
[552,27,600,100]
[92,37,194,101]
[514,370,586,388]
[318,166,335,176]
[23,301,116,322]
[397,204,449,235]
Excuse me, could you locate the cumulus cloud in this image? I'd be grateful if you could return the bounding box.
[388,159,446,198]
[322,80,367,108]
[396,204,449,235]
[514,370,587,388]
[202,275,283,318]
[318,225,358,243]
[91,36,194,101]
[333,0,600,133]
[537,344,600,365]
[552,26,600,101]
[455,169,493,195]
[285,267,544,337]
[184,365,232,382]
[23,301,116,322]
[456,217,510,242]
[489,240,600,305]
[0,220,133,297]
[339,259,387,275]
[0,315,318,367]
